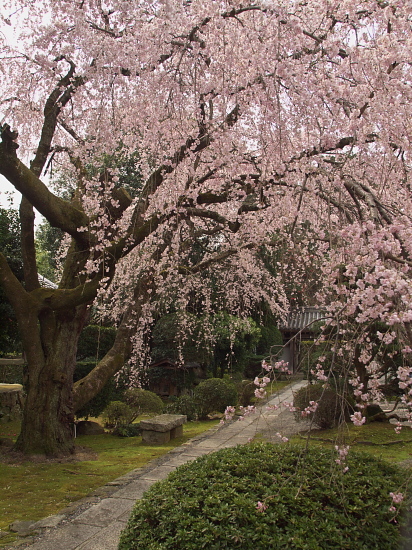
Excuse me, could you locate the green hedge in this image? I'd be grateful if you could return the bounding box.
[164,395,199,421]
[119,443,410,550]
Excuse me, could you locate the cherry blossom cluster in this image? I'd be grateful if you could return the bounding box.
[335,445,350,473]
[389,492,404,515]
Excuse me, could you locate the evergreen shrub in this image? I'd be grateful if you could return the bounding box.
[119,443,410,550]
[164,394,199,421]
[194,378,238,419]
[293,383,353,429]
[102,401,134,427]
[124,388,164,417]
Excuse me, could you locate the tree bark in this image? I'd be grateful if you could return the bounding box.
[14,304,89,456]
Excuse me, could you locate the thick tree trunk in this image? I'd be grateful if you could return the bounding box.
[15,360,76,456]
[14,305,88,456]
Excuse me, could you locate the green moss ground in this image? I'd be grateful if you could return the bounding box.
[0,419,218,547]
[290,421,412,464]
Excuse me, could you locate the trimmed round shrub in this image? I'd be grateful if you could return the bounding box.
[194,378,238,419]
[118,443,410,550]
[293,383,353,429]
[102,401,133,428]
[164,395,199,421]
[124,388,164,417]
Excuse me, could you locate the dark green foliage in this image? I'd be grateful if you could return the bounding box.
[151,312,263,378]
[151,313,209,364]
[164,395,199,421]
[119,443,410,550]
[293,383,353,429]
[255,324,283,355]
[0,207,23,354]
[77,325,117,361]
[210,313,261,377]
[124,388,164,417]
[74,360,124,419]
[244,354,267,379]
[102,401,134,427]
[193,378,238,419]
[35,220,64,283]
[112,423,142,438]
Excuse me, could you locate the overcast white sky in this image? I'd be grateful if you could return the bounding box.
[0,175,21,208]
[1,7,21,209]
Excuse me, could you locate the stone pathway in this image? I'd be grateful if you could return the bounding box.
[5,379,307,550]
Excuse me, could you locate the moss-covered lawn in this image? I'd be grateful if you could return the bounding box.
[0,419,218,547]
[290,421,412,464]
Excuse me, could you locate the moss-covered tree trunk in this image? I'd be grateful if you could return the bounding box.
[14,306,87,456]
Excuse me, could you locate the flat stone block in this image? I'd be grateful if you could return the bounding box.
[118,509,133,523]
[73,498,134,527]
[140,414,186,432]
[170,424,183,438]
[142,429,170,444]
[9,520,39,536]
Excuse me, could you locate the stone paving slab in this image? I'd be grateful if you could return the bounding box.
[162,454,197,467]
[111,479,154,500]
[138,464,175,481]
[73,498,133,527]
[21,524,101,550]
[77,521,125,550]
[117,510,134,523]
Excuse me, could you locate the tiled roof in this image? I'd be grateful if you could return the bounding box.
[279,307,325,332]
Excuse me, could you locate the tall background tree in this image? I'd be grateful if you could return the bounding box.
[0,0,412,455]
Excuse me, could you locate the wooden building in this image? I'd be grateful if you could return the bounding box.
[275,307,326,373]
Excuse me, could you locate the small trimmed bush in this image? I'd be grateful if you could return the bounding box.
[124,388,164,417]
[164,395,199,421]
[119,443,410,550]
[102,401,134,428]
[194,378,238,419]
[293,383,353,429]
